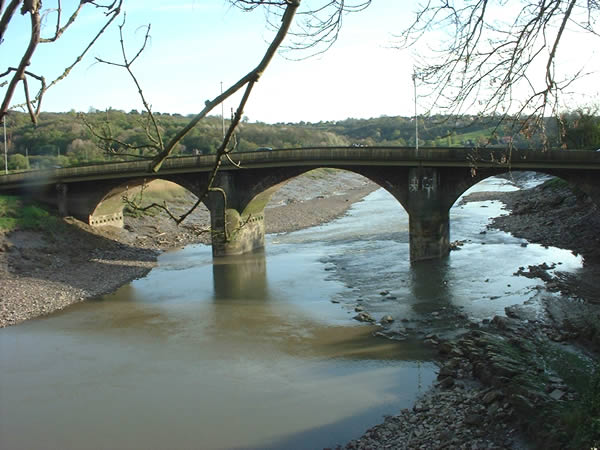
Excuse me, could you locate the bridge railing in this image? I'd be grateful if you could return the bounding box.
[1,146,599,190]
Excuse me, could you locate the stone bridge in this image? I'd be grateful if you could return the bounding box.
[1,147,599,262]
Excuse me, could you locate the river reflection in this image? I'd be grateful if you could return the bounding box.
[409,259,452,308]
[213,252,269,300]
[208,250,433,362]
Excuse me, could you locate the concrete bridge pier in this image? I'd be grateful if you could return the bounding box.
[405,168,450,262]
[206,172,267,257]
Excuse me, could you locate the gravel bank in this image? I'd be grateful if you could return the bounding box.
[0,224,159,327]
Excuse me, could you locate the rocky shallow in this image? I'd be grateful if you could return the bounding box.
[342,174,600,449]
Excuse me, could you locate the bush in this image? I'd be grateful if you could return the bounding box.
[8,153,30,170]
[0,195,57,231]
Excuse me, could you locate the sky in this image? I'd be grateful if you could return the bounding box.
[2,0,599,124]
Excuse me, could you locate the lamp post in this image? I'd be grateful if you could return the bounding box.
[3,116,7,175]
[221,81,225,138]
[412,69,419,152]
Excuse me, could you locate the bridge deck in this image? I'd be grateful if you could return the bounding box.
[1,147,599,189]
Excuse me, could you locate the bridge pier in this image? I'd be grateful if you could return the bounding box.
[206,173,267,257]
[56,183,68,217]
[406,168,450,262]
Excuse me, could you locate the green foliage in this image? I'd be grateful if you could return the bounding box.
[542,177,570,191]
[123,204,158,218]
[306,115,553,148]
[0,195,19,230]
[8,153,30,170]
[0,195,58,231]
[561,108,600,150]
[123,181,192,218]
[3,108,594,173]
[558,368,600,448]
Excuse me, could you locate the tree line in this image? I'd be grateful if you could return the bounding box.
[1,108,599,171]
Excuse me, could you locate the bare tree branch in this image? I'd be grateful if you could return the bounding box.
[1,0,122,124]
[0,0,41,123]
[0,0,20,43]
[235,0,372,59]
[91,1,300,227]
[149,0,301,172]
[397,0,599,140]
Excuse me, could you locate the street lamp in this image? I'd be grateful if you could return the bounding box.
[221,81,225,138]
[412,68,419,152]
[3,116,7,175]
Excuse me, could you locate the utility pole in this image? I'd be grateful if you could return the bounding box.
[3,117,7,175]
[221,81,225,138]
[412,68,419,152]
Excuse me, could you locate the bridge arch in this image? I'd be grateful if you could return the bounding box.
[448,168,600,209]
[225,166,413,217]
[445,169,600,268]
[209,165,453,260]
[62,176,212,228]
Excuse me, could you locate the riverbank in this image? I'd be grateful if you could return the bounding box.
[343,173,600,449]
[0,170,377,327]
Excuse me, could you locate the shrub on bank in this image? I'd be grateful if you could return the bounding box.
[0,195,59,232]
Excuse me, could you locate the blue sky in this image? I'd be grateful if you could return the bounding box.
[2,1,599,123]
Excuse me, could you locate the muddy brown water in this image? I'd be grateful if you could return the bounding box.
[0,176,582,450]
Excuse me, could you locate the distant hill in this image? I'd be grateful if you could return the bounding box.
[1,109,589,171]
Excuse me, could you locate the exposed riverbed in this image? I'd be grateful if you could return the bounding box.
[0,173,589,449]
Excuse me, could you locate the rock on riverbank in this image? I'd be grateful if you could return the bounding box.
[342,173,600,449]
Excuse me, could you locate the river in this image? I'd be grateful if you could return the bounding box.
[0,176,582,450]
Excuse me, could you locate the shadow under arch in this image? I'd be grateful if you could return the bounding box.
[77,176,211,228]
[448,167,600,210]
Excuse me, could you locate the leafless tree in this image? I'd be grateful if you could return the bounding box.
[397,0,600,139]
[0,0,123,125]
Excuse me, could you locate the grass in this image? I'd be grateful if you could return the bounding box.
[542,177,570,191]
[473,331,600,448]
[556,367,600,448]
[0,195,59,232]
